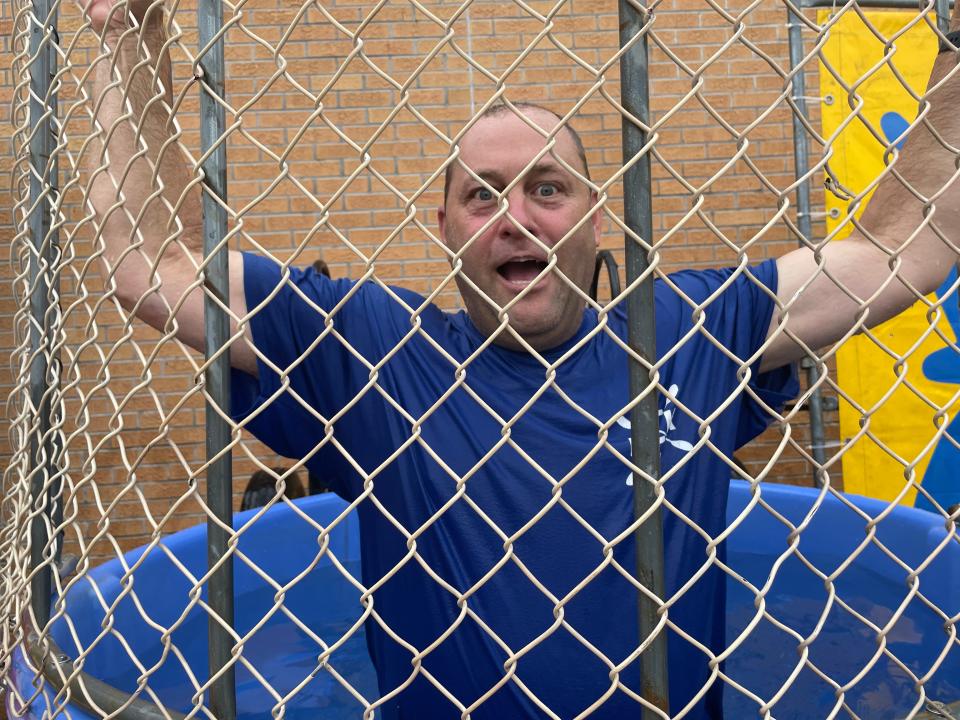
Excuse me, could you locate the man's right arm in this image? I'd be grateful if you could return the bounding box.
[85,0,257,376]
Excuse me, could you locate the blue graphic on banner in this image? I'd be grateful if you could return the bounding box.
[880,111,910,151]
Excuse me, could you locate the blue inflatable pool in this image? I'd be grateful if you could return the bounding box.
[10,482,959,718]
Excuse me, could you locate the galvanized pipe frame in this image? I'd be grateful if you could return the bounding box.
[786,6,830,483]
[27,0,59,635]
[618,0,671,715]
[197,0,237,714]
[937,0,953,30]
[23,632,188,720]
[800,0,953,9]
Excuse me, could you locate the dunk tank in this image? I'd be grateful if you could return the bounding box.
[8,481,959,719]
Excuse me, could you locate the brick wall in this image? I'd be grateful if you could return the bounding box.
[0,0,838,562]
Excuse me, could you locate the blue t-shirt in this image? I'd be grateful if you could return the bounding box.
[233,253,798,719]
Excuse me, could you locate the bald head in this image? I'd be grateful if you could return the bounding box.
[443,103,591,202]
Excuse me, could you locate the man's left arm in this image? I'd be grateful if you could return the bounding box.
[762,10,960,373]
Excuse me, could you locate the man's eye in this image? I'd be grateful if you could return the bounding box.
[536,183,558,197]
[474,188,494,202]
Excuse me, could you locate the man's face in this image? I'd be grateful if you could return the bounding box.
[438,110,601,352]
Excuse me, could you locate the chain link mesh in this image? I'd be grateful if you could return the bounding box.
[2,0,959,717]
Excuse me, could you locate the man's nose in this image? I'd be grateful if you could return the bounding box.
[499,188,538,240]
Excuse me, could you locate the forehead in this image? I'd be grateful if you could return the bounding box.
[453,110,584,185]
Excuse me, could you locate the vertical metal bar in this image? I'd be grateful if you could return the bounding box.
[786,7,828,484]
[27,0,59,631]
[198,0,236,715]
[618,0,670,715]
[935,0,951,33]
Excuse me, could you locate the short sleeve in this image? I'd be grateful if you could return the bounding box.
[230,252,406,462]
[663,259,799,449]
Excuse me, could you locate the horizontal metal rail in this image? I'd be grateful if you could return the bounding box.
[25,631,187,720]
[799,0,954,10]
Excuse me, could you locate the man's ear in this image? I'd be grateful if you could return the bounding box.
[437,206,447,246]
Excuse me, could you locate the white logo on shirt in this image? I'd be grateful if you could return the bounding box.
[617,384,695,486]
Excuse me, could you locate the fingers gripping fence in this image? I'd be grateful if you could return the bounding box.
[3,0,960,718]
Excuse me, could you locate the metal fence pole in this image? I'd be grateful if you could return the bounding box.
[618,0,670,715]
[786,7,829,484]
[197,0,236,715]
[27,0,59,631]
[935,0,951,33]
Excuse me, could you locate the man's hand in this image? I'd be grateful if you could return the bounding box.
[82,0,156,38]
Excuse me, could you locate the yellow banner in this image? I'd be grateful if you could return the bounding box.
[818,10,959,510]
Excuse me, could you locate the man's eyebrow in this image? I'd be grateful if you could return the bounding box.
[471,169,506,186]
[522,160,569,177]
[463,161,569,188]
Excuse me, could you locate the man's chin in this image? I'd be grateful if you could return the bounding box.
[465,288,582,350]
[493,315,571,351]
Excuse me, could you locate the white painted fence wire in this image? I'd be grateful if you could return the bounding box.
[2,0,959,717]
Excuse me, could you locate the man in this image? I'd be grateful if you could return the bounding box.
[83,0,960,716]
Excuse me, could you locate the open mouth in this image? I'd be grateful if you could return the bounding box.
[496,259,549,288]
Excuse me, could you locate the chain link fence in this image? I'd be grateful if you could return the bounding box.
[2,0,959,716]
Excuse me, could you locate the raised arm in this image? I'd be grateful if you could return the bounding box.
[763,8,960,372]
[83,0,257,375]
